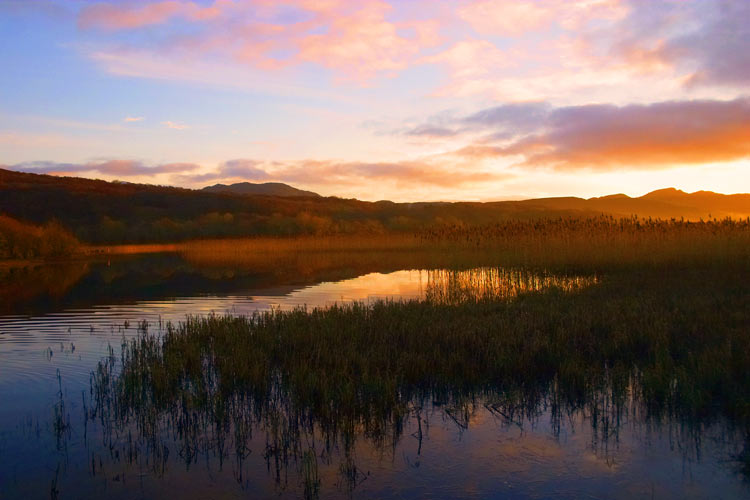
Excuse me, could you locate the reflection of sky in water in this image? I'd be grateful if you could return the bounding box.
[0,270,433,421]
[0,267,747,499]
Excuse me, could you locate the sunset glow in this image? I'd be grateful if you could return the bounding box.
[1,0,748,200]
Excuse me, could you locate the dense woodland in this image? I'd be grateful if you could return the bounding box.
[1,168,749,246]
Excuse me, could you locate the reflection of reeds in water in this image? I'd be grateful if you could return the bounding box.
[424,267,597,304]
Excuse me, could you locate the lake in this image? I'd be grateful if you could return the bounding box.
[0,252,748,499]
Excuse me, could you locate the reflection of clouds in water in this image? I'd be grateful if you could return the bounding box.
[346,403,738,499]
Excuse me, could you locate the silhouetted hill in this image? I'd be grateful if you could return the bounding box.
[0,168,748,244]
[203,182,320,198]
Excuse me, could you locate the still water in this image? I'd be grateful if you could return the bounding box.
[0,254,747,499]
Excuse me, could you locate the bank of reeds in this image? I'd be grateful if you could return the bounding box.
[172,216,750,275]
[419,215,750,270]
[89,264,750,488]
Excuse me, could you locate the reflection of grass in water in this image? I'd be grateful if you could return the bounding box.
[424,267,597,304]
[52,370,70,451]
[301,449,320,500]
[87,264,750,494]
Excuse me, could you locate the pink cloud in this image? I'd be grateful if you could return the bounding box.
[75,0,748,95]
[457,0,556,36]
[291,1,442,81]
[457,0,626,36]
[421,39,511,93]
[78,0,443,83]
[170,156,510,189]
[79,1,219,31]
[162,120,189,130]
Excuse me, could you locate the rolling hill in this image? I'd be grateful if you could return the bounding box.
[0,168,748,244]
[202,182,320,198]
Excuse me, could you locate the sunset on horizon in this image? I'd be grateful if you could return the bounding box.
[2,0,749,201]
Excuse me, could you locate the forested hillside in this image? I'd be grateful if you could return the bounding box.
[1,168,747,244]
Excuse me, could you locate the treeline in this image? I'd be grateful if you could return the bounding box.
[2,168,749,245]
[0,215,80,259]
[0,169,499,244]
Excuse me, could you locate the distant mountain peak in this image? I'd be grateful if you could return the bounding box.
[202,182,320,198]
[642,187,688,198]
[590,193,630,201]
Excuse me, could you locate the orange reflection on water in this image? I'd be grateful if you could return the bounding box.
[424,267,598,304]
[258,267,597,310]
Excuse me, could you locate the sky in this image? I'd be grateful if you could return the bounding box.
[1,0,749,201]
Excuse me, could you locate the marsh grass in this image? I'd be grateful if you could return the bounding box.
[419,215,750,270]
[172,216,750,275]
[87,260,750,495]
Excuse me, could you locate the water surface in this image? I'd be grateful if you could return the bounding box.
[0,253,747,499]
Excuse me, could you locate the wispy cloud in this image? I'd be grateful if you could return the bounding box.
[172,157,510,189]
[10,155,505,190]
[123,116,144,122]
[162,120,189,130]
[71,0,750,100]
[10,160,200,177]
[78,1,219,31]
[592,0,750,89]
[77,0,443,83]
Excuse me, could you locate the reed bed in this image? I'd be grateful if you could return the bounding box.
[172,216,750,273]
[88,262,750,493]
[419,215,750,270]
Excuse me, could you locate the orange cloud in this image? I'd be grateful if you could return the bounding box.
[275,160,504,187]
[446,97,750,170]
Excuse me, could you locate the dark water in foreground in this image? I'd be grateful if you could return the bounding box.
[0,254,748,499]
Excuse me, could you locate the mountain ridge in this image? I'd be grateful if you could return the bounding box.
[202,182,320,198]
